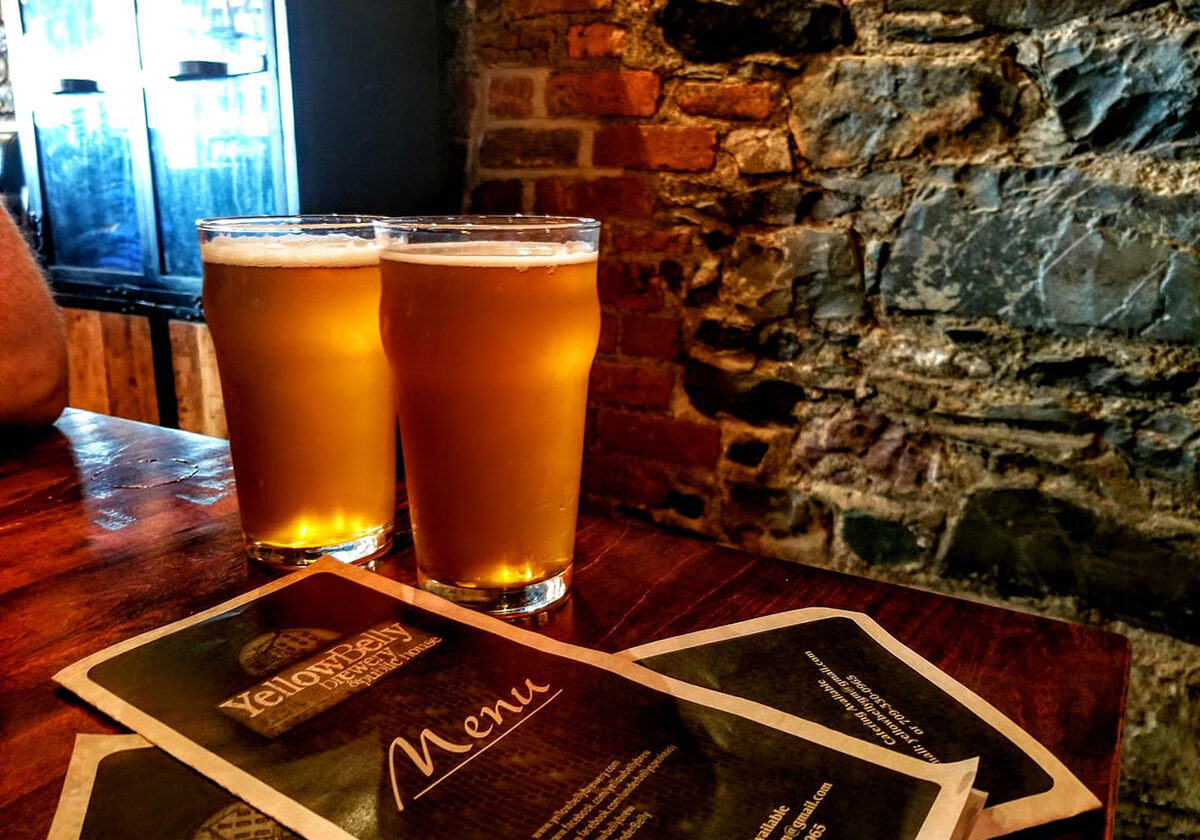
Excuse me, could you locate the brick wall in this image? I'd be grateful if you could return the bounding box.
[456,1,1200,834]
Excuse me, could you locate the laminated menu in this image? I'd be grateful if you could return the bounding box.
[47,734,298,840]
[56,560,978,840]
[625,609,1101,840]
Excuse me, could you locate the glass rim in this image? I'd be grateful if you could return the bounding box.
[374,215,600,233]
[196,215,380,233]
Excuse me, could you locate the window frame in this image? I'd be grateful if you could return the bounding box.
[0,0,298,319]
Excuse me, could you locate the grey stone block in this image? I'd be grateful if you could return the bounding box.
[882,12,989,42]
[843,512,922,565]
[811,171,904,200]
[881,165,1200,340]
[1019,355,1200,398]
[725,226,864,322]
[980,404,1101,434]
[886,0,1144,30]
[724,128,793,175]
[1024,21,1200,154]
[1144,256,1200,340]
[942,488,1200,643]
[1104,413,1200,491]
[787,56,1024,168]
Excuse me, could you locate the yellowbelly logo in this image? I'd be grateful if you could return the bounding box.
[218,621,441,737]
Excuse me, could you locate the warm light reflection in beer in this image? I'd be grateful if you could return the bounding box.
[266,513,376,548]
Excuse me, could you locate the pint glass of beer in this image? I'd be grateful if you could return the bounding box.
[375,217,600,615]
[197,216,395,567]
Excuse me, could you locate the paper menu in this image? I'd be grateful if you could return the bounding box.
[625,609,1100,839]
[55,560,978,840]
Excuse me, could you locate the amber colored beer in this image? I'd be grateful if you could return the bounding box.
[379,243,599,604]
[201,235,395,563]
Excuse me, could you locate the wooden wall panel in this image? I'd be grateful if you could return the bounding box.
[62,308,159,425]
[169,320,227,439]
[62,308,109,415]
[101,312,158,423]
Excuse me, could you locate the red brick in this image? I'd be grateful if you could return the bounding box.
[596,409,720,468]
[582,452,670,506]
[598,313,618,353]
[533,176,655,219]
[508,0,609,17]
[620,315,679,359]
[471,179,524,213]
[597,261,665,312]
[606,225,694,255]
[594,125,717,171]
[567,23,626,58]
[480,128,581,167]
[589,360,672,408]
[477,25,555,65]
[676,82,774,120]
[546,71,660,117]
[488,77,535,118]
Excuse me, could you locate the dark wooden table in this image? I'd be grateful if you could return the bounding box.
[0,410,1129,840]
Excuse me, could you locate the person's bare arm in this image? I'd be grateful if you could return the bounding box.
[0,207,69,428]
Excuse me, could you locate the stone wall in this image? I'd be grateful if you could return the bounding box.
[454,0,1200,834]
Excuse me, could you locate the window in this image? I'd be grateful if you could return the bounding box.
[9,0,287,306]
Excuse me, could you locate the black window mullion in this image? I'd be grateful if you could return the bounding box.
[127,0,164,284]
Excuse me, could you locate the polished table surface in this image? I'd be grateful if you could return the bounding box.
[0,410,1130,840]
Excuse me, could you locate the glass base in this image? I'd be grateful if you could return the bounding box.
[418,564,572,617]
[246,523,393,570]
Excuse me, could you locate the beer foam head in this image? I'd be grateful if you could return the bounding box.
[379,240,596,268]
[200,234,379,268]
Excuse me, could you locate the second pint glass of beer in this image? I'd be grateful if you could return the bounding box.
[375,216,600,615]
[198,216,395,567]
